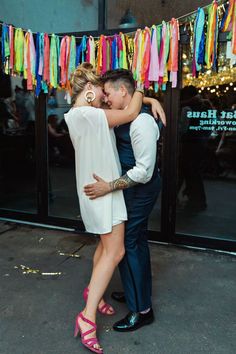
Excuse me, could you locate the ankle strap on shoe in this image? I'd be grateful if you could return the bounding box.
[79,312,97,329]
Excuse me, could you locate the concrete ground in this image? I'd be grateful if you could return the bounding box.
[0,221,236,354]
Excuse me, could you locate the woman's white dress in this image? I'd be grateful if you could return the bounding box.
[65,106,127,234]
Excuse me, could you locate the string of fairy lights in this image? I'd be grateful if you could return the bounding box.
[183,64,236,96]
[182,42,236,97]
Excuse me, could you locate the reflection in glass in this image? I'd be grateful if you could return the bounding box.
[47,89,80,220]
[0,76,37,213]
[176,43,236,241]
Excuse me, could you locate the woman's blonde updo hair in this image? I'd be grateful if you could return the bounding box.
[70,62,102,105]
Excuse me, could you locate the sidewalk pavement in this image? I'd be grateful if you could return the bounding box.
[0,221,236,354]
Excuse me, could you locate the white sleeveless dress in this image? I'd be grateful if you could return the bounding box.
[65,106,127,234]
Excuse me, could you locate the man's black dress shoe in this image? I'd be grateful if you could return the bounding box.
[113,309,154,332]
[111,291,126,303]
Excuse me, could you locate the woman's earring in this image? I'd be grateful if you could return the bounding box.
[84,90,96,103]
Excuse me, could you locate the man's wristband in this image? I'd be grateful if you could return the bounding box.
[135,88,144,95]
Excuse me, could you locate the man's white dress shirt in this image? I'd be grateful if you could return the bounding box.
[126,113,160,184]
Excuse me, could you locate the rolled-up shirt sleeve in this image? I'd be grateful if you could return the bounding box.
[126,113,160,184]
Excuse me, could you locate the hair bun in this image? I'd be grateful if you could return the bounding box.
[80,62,94,71]
[76,63,95,75]
[70,62,101,105]
[71,63,95,83]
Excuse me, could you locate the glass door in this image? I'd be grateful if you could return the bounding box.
[175,41,236,244]
[0,75,37,214]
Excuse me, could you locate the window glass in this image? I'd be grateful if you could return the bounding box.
[0,76,37,213]
[176,42,236,240]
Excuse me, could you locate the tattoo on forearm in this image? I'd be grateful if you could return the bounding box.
[109,174,138,191]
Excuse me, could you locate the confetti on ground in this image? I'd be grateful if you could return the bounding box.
[14,265,62,276]
[103,326,113,332]
[58,252,81,258]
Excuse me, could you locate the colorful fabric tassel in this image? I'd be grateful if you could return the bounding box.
[14,28,25,74]
[168,18,179,88]
[134,29,144,87]
[81,35,87,63]
[43,33,50,84]
[111,35,119,69]
[148,25,160,84]
[159,21,170,89]
[132,29,140,81]
[141,27,151,89]
[119,33,128,69]
[60,36,69,87]
[24,30,36,90]
[205,0,218,70]
[97,35,103,74]
[9,25,14,72]
[102,35,107,73]
[88,36,96,67]
[221,0,235,32]
[2,24,10,73]
[192,8,205,76]
[220,0,236,54]
[50,34,59,88]
[232,0,236,54]
[35,33,44,96]
[68,36,76,80]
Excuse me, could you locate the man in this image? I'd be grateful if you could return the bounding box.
[84,69,164,332]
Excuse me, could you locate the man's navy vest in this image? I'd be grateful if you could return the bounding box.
[114,106,161,180]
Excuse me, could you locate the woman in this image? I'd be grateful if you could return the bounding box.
[65,63,163,353]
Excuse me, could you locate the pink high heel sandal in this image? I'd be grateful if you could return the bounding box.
[74,312,103,354]
[83,287,115,316]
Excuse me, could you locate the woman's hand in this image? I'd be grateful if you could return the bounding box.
[84,174,110,199]
[143,97,166,126]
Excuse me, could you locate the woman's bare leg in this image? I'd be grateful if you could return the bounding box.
[78,223,125,342]
[88,240,114,313]
[92,240,103,268]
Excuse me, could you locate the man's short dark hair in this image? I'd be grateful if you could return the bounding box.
[102,69,135,95]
